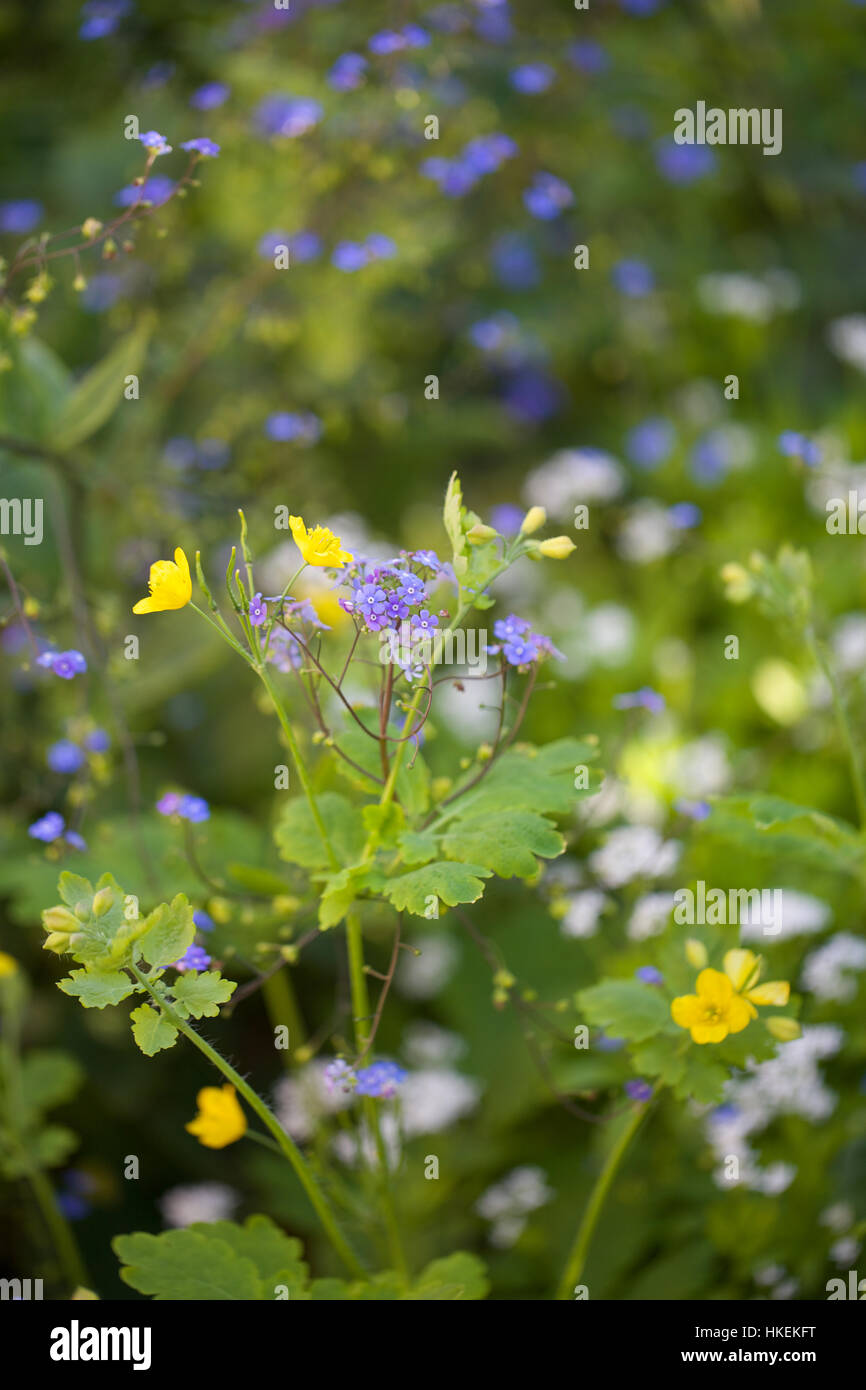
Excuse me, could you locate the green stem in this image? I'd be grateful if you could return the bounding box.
[27,1165,89,1290]
[555,1092,657,1300]
[262,968,306,1073]
[345,912,409,1287]
[257,662,339,870]
[806,630,866,831]
[130,965,364,1279]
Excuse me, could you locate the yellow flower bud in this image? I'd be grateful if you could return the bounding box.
[43,905,80,934]
[0,952,19,977]
[720,562,754,603]
[766,1016,801,1042]
[520,505,547,535]
[43,932,71,955]
[466,523,498,542]
[208,897,232,924]
[685,938,708,969]
[81,218,103,239]
[537,535,577,559]
[91,887,115,917]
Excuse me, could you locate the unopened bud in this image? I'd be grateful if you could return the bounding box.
[520,505,547,535]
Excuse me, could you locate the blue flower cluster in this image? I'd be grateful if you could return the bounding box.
[38,649,87,681]
[28,812,86,851]
[487,615,564,668]
[323,1058,407,1099]
[339,551,451,637]
[156,792,210,822]
[47,730,109,774]
[254,95,323,139]
[264,412,322,444]
[265,598,331,673]
[421,133,517,198]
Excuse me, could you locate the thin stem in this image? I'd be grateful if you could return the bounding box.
[256,662,340,870]
[27,1166,89,1290]
[806,630,866,830]
[262,968,306,1073]
[130,965,364,1279]
[555,1090,658,1300]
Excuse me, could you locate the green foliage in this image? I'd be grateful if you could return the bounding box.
[382,861,492,917]
[275,792,366,870]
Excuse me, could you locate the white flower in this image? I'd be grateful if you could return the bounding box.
[560,889,609,939]
[667,735,730,798]
[396,933,460,999]
[820,1202,855,1233]
[697,271,798,322]
[589,825,681,888]
[524,448,624,518]
[402,1022,467,1067]
[616,501,679,564]
[828,315,866,372]
[582,604,636,666]
[476,1166,554,1248]
[400,1068,482,1136]
[740,890,831,944]
[628,891,675,941]
[832,614,866,673]
[159,1182,239,1228]
[801,932,866,1002]
[830,1236,861,1266]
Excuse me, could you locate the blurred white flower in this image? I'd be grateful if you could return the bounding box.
[396,933,460,999]
[830,1236,861,1266]
[616,501,679,564]
[476,1166,554,1248]
[820,1202,855,1233]
[828,315,866,372]
[740,890,831,944]
[400,1068,482,1136]
[832,614,866,673]
[666,734,730,799]
[589,825,681,887]
[524,447,624,519]
[159,1182,240,1228]
[273,1059,355,1142]
[697,270,799,322]
[561,889,609,939]
[801,932,866,1001]
[402,1022,467,1067]
[628,891,675,941]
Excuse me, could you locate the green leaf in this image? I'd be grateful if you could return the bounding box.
[0,334,72,439]
[318,865,370,929]
[333,716,431,816]
[398,829,438,866]
[138,893,195,968]
[58,968,138,1009]
[442,809,564,879]
[129,1003,179,1055]
[442,738,600,822]
[57,871,94,913]
[226,863,293,896]
[383,861,491,916]
[172,970,236,1019]
[49,315,153,452]
[408,1252,490,1301]
[671,1051,729,1106]
[443,471,466,563]
[274,793,365,871]
[362,801,405,847]
[577,979,671,1043]
[631,1034,686,1086]
[704,794,866,880]
[18,1050,84,1123]
[187,1216,307,1292]
[113,1228,263,1300]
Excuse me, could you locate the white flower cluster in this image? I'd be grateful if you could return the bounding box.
[524,447,625,518]
[801,933,866,1002]
[589,824,681,888]
[475,1165,555,1248]
[159,1182,240,1228]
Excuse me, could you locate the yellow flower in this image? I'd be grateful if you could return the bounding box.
[133,548,191,614]
[0,952,19,977]
[289,516,353,568]
[537,535,576,559]
[185,1084,247,1149]
[671,949,790,1045]
[520,505,547,535]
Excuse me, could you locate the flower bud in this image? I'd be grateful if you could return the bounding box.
[520,505,547,535]
[766,1016,801,1042]
[91,887,115,917]
[466,523,498,543]
[0,952,19,978]
[81,218,103,239]
[720,562,753,603]
[537,535,577,559]
[43,932,71,955]
[685,938,708,969]
[43,905,80,934]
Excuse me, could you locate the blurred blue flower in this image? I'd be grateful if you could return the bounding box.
[80,274,126,313]
[255,94,322,138]
[38,650,87,680]
[474,1,512,42]
[626,417,675,469]
[140,130,172,156]
[85,729,110,753]
[79,0,131,40]
[510,63,555,94]
[675,798,712,821]
[365,233,397,260]
[655,139,716,183]
[0,199,43,234]
[328,53,367,90]
[190,82,230,110]
[332,240,369,271]
[469,312,520,352]
[778,431,821,466]
[178,795,210,823]
[523,172,574,220]
[612,259,655,297]
[265,411,322,444]
[568,41,609,74]
[115,175,175,208]
[613,686,665,713]
[625,1079,654,1102]
[489,503,524,536]
[355,1060,407,1098]
[502,367,564,423]
[29,812,66,842]
[668,502,702,529]
[181,138,220,158]
[174,944,212,972]
[193,910,215,933]
[491,232,539,289]
[48,741,85,774]
[636,967,664,985]
[196,438,230,470]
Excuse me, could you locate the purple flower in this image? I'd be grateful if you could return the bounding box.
[469,312,520,353]
[612,259,655,297]
[0,199,43,234]
[84,728,110,752]
[29,812,66,842]
[510,63,555,94]
[523,172,573,220]
[613,687,665,714]
[674,798,711,821]
[174,944,211,972]
[596,1033,626,1052]
[355,1060,407,1098]
[502,367,564,423]
[190,82,230,110]
[777,431,821,467]
[636,966,664,986]
[193,910,215,933]
[65,831,88,851]
[655,139,716,184]
[625,1079,654,1102]
[140,130,172,155]
[365,233,396,261]
[156,793,182,816]
[323,1059,357,1094]
[621,0,664,12]
[410,550,445,575]
[626,417,675,470]
[249,593,267,627]
[412,609,439,635]
[78,0,131,40]
[332,241,369,272]
[255,94,322,139]
[489,504,524,536]
[329,53,367,90]
[356,583,388,623]
[265,411,321,444]
[368,30,407,54]
[568,41,609,74]
[503,636,536,666]
[462,134,517,175]
[668,502,702,529]
[385,595,410,624]
[398,576,425,606]
[48,741,85,774]
[181,138,220,158]
[39,650,87,680]
[178,795,210,823]
[115,175,175,208]
[491,233,539,289]
[494,614,531,642]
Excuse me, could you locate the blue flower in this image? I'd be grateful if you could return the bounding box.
[174,944,212,972]
[364,233,396,261]
[674,798,711,821]
[636,966,664,985]
[181,138,220,158]
[249,593,268,628]
[265,411,321,444]
[328,53,367,90]
[491,233,539,289]
[777,431,821,466]
[655,139,716,183]
[65,831,88,852]
[510,63,555,94]
[79,0,131,40]
[38,650,87,680]
[625,1079,653,1102]
[355,1060,407,1098]
[332,241,369,272]
[178,795,210,823]
[156,792,182,816]
[399,575,425,606]
[115,175,175,208]
[626,417,675,470]
[140,130,172,156]
[568,40,609,74]
[255,94,323,139]
[469,312,520,353]
[48,741,85,774]
[621,0,664,12]
[368,30,407,54]
[523,171,574,220]
[323,1059,357,1094]
[493,614,531,642]
[613,687,665,714]
[193,909,215,933]
[412,609,439,635]
[611,259,655,297]
[489,504,524,536]
[84,729,110,753]
[190,82,230,110]
[668,502,702,529]
[29,812,66,842]
[0,199,43,234]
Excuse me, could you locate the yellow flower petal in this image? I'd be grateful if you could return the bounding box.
[133,547,192,614]
[695,968,734,1009]
[724,993,756,1034]
[745,980,790,1007]
[723,949,760,993]
[185,1083,247,1149]
[671,993,704,1028]
[690,1021,730,1045]
[289,515,353,568]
